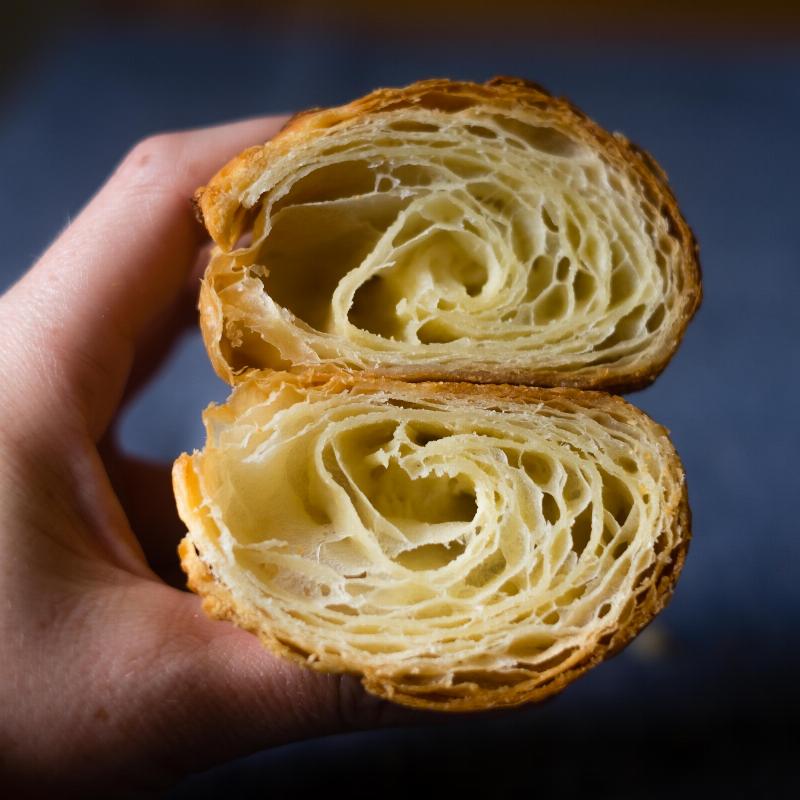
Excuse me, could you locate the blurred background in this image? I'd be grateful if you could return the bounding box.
[2,1,798,796]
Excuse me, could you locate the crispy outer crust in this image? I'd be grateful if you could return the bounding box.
[173,373,692,712]
[194,76,702,393]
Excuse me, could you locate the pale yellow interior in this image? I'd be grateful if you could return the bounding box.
[187,378,679,697]
[210,105,681,377]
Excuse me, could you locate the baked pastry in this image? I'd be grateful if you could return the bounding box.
[174,78,698,710]
[195,77,700,390]
[173,372,690,710]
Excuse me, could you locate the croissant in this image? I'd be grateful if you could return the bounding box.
[173,372,689,711]
[196,77,700,391]
[174,78,699,710]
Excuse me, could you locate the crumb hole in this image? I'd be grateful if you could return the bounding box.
[542,493,560,525]
[388,120,440,133]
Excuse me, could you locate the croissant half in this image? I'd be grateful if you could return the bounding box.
[173,372,690,711]
[196,77,700,391]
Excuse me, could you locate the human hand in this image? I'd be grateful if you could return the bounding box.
[0,118,415,796]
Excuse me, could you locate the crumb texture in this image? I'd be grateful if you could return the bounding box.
[174,373,690,710]
[198,78,700,389]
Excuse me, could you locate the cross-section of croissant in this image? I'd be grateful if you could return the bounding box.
[173,373,690,710]
[197,77,700,390]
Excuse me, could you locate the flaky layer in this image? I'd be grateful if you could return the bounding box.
[173,372,690,710]
[197,77,700,391]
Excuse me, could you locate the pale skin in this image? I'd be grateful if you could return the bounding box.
[0,117,426,795]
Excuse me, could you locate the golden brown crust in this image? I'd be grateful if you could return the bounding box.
[194,77,701,393]
[174,372,691,711]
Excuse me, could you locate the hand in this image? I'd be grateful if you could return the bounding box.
[0,118,415,795]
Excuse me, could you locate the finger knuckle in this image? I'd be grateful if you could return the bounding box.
[115,133,181,188]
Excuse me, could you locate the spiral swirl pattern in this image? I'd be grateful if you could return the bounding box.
[199,81,698,388]
[175,375,688,709]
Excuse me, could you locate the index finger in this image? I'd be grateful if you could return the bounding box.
[3,115,289,440]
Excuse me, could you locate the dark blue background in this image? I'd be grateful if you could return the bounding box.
[2,19,798,796]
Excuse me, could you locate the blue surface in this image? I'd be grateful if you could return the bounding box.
[2,20,798,794]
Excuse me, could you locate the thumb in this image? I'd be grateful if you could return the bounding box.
[118,586,423,787]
